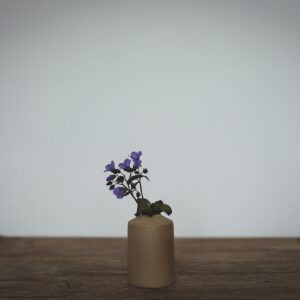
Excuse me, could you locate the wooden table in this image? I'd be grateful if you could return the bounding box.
[0,237,299,299]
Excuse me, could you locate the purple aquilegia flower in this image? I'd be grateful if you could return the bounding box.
[105,160,115,172]
[131,151,142,167]
[119,158,131,170]
[113,187,126,199]
[106,175,115,181]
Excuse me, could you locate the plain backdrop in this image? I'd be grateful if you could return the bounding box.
[0,0,299,237]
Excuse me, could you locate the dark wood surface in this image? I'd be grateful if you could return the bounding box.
[0,237,300,299]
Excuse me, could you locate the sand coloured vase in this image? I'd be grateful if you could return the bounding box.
[128,214,175,288]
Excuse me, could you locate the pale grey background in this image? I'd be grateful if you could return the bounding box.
[0,0,299,237]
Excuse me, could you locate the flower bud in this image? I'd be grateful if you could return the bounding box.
[117,176,124,183]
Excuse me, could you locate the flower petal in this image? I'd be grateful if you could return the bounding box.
[130,152,137,159]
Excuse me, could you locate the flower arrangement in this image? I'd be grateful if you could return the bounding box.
[104,151,172,217]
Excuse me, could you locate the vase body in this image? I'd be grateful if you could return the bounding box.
[127,214,175,288]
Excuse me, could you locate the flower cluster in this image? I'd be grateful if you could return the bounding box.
[104,151,146,200]
[104,151,172,217]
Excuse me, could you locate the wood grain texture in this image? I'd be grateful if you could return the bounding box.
[0,237,299,299]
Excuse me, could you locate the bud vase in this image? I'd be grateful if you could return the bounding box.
[127,214,175,288]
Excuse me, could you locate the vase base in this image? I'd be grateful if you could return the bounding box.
[128,280,175,289]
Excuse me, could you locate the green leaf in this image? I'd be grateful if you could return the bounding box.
[128,175,149,184]
[161,203,172,215]
[135,198,152,216]
[150,200,163,215]
[134,198,172,217]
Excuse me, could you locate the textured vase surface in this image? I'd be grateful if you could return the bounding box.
[127,214,175,288]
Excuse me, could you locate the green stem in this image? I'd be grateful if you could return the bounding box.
[138,178,144,198]
[120,171,138,204]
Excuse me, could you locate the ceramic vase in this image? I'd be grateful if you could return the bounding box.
[127,214,175,288]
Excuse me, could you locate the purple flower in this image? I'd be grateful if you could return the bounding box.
[131,151,142,160]
[133,159,142,167]
[105,161,115,172]
[131,151,142,167]
[106,175,115,181]
[119,158,131,170]
[113,187,126,199]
